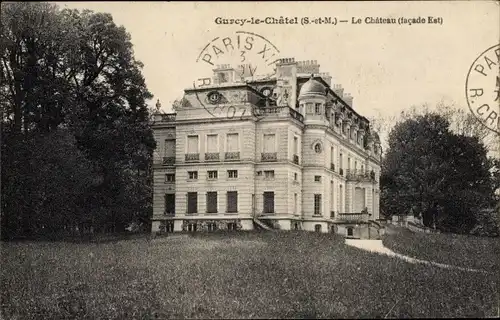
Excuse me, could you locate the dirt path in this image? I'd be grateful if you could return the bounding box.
[345,239,490,274]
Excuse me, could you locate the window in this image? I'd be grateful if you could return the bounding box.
[314,175,321,182]
[294,222,299,230]
[207,170,218,179]
[263,192,275,214]
[165,174,175,183]
[164,194,175,215]
[294,172,298,181]
[226,133,239,152]
[314,143,322,153]
[294,193,298,214]
[207,134,218,153]
[355,160,358,170]
[293,136,298,155]
[187,192,198,214]
[264,170,275,179]
[339,152,343,169]
[164,139,175,156]
[314,194,322,215]
[187,135,199,153]
[347,227,354,237]
[227,191,238,213]
[347,157,351,170]
[206,192,218,213]
[331,146,334,164]
[315,224,322,232]
[228,170,238,179]
[263,134,276,152]
[256,171,262,176]
[315,103,321,114]
[188,171,198,180]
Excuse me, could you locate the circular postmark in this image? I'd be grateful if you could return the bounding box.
[193,31,281,122]
[465,44,500,135]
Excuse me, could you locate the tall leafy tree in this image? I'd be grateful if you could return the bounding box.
[381,113,495,233]
[1,2,155,237]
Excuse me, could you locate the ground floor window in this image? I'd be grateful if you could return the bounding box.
[331,225,335,233]
[294,222,299,230]
[165,194,175,215]
[187,192,198,214]
[347,227,353,237]
[227,191,238,213]
[315,224,322,232]
[263,192,275,214]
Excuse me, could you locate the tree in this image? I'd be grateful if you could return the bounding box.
[1,3,155,237]
[381,112,495,233]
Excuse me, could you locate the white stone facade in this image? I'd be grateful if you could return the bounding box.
[151,58,382,236]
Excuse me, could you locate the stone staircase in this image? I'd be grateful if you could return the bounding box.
[252,217,275,231]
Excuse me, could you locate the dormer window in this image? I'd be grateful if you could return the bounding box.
[315,103,321,114]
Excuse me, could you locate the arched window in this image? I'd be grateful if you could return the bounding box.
[347,227,354,237]
[314,224,322,232]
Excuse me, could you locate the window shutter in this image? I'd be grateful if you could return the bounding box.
[187,136,198,153]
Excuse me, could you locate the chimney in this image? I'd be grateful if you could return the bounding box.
[343,93,353,108]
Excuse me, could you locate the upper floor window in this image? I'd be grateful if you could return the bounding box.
[314,194,322,215]
[264,170,275,179]
[226,133,239,152]
[228,170,238,179]
[187,135,199,154]
[263,133,276,153]
[164,139,175,156]
[188,171,198,180]
[293,136,298,155]
[165,174,175,183]
[207,170,218,179]
[207,134,218,153]
[314,175,321,182]
[315,103,321,114]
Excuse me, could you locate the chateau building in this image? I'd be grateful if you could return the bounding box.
[151,58,382,237]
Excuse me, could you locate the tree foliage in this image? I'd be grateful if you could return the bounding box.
[1,2,155,239]
[381,112,496,234]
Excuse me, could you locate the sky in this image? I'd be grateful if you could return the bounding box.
[57,1,499,145]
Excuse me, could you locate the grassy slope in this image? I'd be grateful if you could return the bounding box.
[383,225,500,272]
[1,231,499,319]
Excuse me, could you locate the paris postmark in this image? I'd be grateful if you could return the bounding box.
[192,31,282,121]
[465,44,500,135]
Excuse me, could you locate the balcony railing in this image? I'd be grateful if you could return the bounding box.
[293,154,299,165]
[162,157,175,165]
[336,212,370,222]
[259,106,304,123]
[261,152,278,162]
[185,153,200,162]
[205,152,220,161]
[225,152,240,160]
[161,113,176,122]
[345,169,376,182]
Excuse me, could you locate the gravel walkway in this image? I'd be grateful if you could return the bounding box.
[345,239,490,274]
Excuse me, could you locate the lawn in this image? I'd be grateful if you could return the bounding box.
[1,231,499,319]
[383,225,500,273]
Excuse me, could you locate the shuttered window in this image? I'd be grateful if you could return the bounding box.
[263,192,275,213]
[187,135,198,153]
[164,139,175,156]
[263,134,276,152]
[226,133,239,152]
[207,134,218,153]
[206,192,217,213]
[227,191,238,213]
[187,192,197,214]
